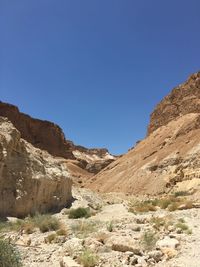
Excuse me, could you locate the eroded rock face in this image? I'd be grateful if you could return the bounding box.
[148,72,200,135]
[0,102,115,175]
[0,117,72,217]
[89,72,200,195]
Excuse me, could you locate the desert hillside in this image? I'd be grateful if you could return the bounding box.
[88,72,200,195]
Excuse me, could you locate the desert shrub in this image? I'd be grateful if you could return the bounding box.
[0,219,27,233]
[32,214,60,233]
[68,207,91,219]
[56,228,67,236]
[106,221,114,232]
[45,233,57,243]
[168,202,179,212]
[174,191,189,197]
[78,249,98,267]
[0,239,22,267]
[175,222,189,231]
[186,229,192,235]
[71,220,98,238]
[0,214,60,234]
[129,201,157,213]
[141,231,157,251]
[150,217,165,230]
[178,218,185,223]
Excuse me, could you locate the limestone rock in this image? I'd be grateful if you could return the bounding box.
[60,256,81,267]
[0,101,115,179]
[0,117,72,217]
[156,236,179,249]
[105,235,141,254]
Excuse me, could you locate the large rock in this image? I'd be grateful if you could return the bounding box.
[88,72,200,194]
[0,117,72,217]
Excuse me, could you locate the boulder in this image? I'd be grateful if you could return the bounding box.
[156,236,179,249]
[0,117,72,217]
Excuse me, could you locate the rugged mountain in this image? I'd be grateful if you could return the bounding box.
[89,71,200,195]
[0,117,72,217]
[0,102,115,177]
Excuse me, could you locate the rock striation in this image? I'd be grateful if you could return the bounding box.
[0,117,72,217]
[148,72,200,135]
[89,71,200,195]
[0,102,115,175]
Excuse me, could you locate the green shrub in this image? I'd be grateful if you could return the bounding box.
[32,214,60,233]
[45,233,57,243]
[0,239,22,267]
[141,231,157,251]
[106,221,114,232]
[56,228,67,236]
[71,221,98,238]
[0,214,60,234]
[68,208,91,219]
[175,222,189,231]
[78,249,98,267]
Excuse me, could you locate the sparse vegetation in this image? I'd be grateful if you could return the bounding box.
[56,228,67,236]
[150,217,166,230]
[129,200,157,213]
[106,221,114,232]
[45,233,57,243]
[0,214,60,234]
[78,249,98,267]
[174,191,189,197]
[186,229,192,235]
[68,207,91,219]
[71,220,98,238]
[0,239,22,267]
[141,230,157,251]
[129,195,195,214]
[175,222,189,231]
[31,214,60,233]
[178,218,185,223]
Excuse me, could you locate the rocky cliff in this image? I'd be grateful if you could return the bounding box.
[89,71,200,195]
[0,117,72,217]
[148,72,200,135]
[0,102,115,175]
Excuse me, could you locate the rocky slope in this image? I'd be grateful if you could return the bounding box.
[0,102,115,177]
[89,71,200,195]
[0,117,72,217]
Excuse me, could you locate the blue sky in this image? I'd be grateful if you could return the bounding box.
[0,0,200,155]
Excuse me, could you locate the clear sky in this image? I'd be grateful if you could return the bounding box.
[1,1,200,155]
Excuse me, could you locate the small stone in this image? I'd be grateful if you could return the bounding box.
[148,250,163,262]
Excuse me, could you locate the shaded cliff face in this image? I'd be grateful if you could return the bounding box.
[88,72,200,195]
[148,72,200,135]
[0,102,115,175]
[0,117,72,217]
[0,102,75,159]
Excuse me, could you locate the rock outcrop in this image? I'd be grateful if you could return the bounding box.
[148,72,200,135]
[0,102,115,175]
[88,71,200,195]
[0,117,72,217]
